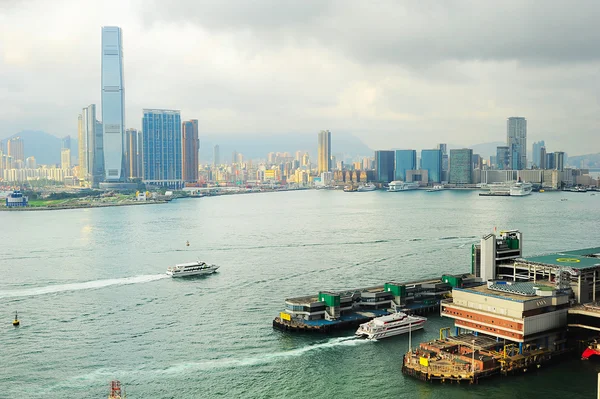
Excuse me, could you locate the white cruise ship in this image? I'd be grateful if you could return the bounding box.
[166,261,219,277]
[510,181,533,196]
[355,312,427,340]
[357,183,376,192]
[387,181,420,192]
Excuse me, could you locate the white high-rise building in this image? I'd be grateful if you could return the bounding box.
[507,117,527,170]
[101,26,125,181]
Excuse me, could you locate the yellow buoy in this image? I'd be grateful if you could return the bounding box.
[12,311,20,327]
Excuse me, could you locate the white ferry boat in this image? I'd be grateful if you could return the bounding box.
[355,312,427,340]
[357,183,376,192]
[166,261,219,277]
[426,184,444,192]
[510,181,532,196]
[387,181,420,192]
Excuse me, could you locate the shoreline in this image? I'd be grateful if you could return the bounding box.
[0,200,169,212]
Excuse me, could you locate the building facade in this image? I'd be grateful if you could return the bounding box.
[421,149,442,183]
[124,128,143,179]
[142,109,183,188]
[532,140,545,168]
[78,104,104,186]
[101,26,125,182]
[507,117,527,170]
[554,151,565,172]
[213,145,220,166]
[182,119,199,182]
[375,150,395,183]
[318,130,331,174]
[7,137,24,163]
[540,146,547,169]
[449,148,473,184]
[496,146,510,170]
[61,149,71,170]
[394,150,416,181]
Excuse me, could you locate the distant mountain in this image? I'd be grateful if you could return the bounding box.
[199,133,372,163]
[1,130,77,165]
[566,153,600,169]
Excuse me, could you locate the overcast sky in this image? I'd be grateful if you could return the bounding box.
[1,0,599,155]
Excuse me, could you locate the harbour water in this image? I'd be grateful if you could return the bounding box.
[1,189,600,398]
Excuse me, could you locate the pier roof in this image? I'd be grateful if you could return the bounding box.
[518,247,600,270]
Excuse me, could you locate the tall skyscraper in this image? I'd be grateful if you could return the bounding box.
[554,151,565,171]
[540,146,547,169]
[213,145,220,166]
[546,152,556,170]
[532,140,545,168]
[449,148,473,184]
[496,146,510,170]
[61,148,71,170]
[124,128,142,179]
[394,150,416,181]
[421,149,442,183]
[101,26,125,182]
[62,135,71,150]
[318,130,331,174]
[374,150,394,183]
[7,137,24,162]
[182,119,199,182]
[507,117,527,170]
[142,109,182,187]
[78,104,104,186]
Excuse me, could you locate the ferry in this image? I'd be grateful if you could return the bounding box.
[387,181,419,192]
[343,185,357,192]
[357,183,376,192]
[426,184,444,192]
[355,312,427,340]
[166,261,219,277]
[510,181,533,196]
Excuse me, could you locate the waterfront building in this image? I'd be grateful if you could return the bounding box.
[406,169,428,185]
[554,151,565,172]
[449,148,473,185]
[540,146,547,169]
[7,137,24,163]
[78,104,104,186]
[421,149,442,183]
[61,148,71,170]
[496,146,510,170]
[374,150,395,183]
[182,119,199,182]
[101,26,125,182]
[124,128,142,179]
[142,109,183,188]
[213,145,220,166]
[546,152,556,170]
[317,130,331,174]
[394,150,416,181]
[532,140,545,168]
[507,117,527,170]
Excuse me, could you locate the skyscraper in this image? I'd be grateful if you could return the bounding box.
[496,146,510,170]
[124,128,142,179]
[182,119,199,182]
[546,152,556,170]
[374,150,394,183]
[449,148,473,184]
[532,140,545,168]
[421,149,442,183]
[394,150,416,181]
[213,145,220,166]
[507,117,527,170]
[142,109,182,187]
[554,151,565,171]
[318,130,331,174]
[78,104,104,186]
[101,26,125,181]
[7,137,24,162]
[540,146,547,169]
[61,148,71,170]
[62,135,71,151]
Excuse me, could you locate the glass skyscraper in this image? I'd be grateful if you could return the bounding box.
[182,120,199,182]
[449,148,473,184]
[78,104,104,186]
[375,150,395,183]
[142,109,182,188]
[318,130,331,174]
[507,117,527,170]
[394,150,416,181]
[420,149,442,183]
[532,140,545,168]
[101,26,125,181]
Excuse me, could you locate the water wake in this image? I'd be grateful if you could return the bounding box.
[0,274,168,299]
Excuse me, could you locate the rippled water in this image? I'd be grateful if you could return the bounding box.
[2,189,600,398]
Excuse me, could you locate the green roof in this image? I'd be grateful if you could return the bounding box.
[519,247,600,270]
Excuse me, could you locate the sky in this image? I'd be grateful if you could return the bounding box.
[0,0,599,155]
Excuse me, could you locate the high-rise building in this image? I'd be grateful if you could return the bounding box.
[374,150,394,183]
[78,104,104,185]
[302,152,310,167]
[142,109,182,187]
[394,150,416,181]
[540,146,547,169]
[182,119,199,182]
[61,148,71,170]
[101,26,125,182]
[532,140,545,168]
[7,137,24,162]
[472,154,482,170]
[362,157,372,170]
[546,152,555,170]
[507,117,527,170]
[421,149,442,183]
[554,151,565,172]
[124,128,142,179]
[62,135,71,151]
[317,130,331,174]
[449,148,473,184]
[25,156,36,169]
[213,145,220,166]
[295,151,303,162]
[496,146,510,170]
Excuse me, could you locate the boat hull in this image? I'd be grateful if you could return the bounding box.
[356,320,425,340]
[167,265,219,277]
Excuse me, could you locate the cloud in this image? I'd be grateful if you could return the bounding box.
[0,0,598,156]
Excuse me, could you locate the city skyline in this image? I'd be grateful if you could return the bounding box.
[1,1,599,156]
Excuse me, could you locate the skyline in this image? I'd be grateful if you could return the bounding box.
[1,1,600,156]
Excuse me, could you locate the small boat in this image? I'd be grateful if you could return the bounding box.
[561,198,568,201]
[343,185,357,192]
[108,380,125,399]
[426,184,444,192]
[167,261,219,277]
[12,311,19,327]
[357,183,376,192]
[355,312,426,340]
